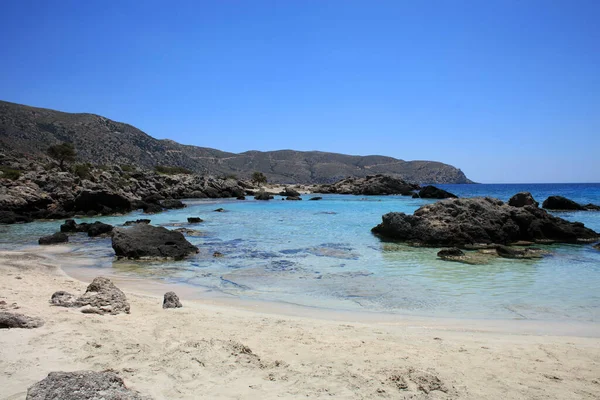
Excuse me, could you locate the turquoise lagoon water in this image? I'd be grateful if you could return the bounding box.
[2,183,600,322]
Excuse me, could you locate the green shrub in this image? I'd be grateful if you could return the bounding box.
[73,163,92,180]
[154,165,193,175]
[120,164,135,172]
[0,166,22,181]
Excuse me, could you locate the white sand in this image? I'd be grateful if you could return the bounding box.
[1,248,599,399]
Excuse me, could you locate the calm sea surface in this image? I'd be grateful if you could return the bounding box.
[2,183,600,322]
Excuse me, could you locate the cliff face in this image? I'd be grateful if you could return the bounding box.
[0,100,473,184]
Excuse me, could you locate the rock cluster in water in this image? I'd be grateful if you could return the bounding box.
[413,185,457,199]
[542,195,600,211]
[0,157,248,224]
[372,196,598,247]
[317,175,420,196]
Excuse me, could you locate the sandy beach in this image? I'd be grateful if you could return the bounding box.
[1,248,599,400]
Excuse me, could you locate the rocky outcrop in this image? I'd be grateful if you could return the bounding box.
[124,219,151,226]
[26,371,148,400]
[51,277,130,315]
[0,312,44,329]
[111,224,198,259]
[38,232,68,245]
[86,222,114,237]
[508,192,539,207]
[437,248,464,259]
[0,152,247,224]
[372,197,598,247]
[163,292,182,309]
[187,217,203,223]
[495,245,543,259]
[317,175,419,196]
[280,187,300,197]
[414,185,457,199]
[542,195,600,211]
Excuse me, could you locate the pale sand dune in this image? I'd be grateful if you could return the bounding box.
[1,249,599,399]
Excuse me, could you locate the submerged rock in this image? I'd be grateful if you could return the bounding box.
[286,196,302,201]
[372,197,599,247]
[26,371,147,400]
[508,192,539,208]
[0,312,44,329]
[38,232,68,245]
[437,248,464,258]
[163,292,182,309]
[309,196,323,201]
[495,245,544,259]
[415,185,457,199]
[111,224,198,259]
[187,217,203,223]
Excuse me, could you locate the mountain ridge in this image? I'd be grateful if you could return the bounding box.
[0,100,473,184]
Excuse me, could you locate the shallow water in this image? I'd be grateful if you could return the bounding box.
[2,183,600,322]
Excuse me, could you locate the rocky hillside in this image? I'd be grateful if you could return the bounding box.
[0,100,473,184]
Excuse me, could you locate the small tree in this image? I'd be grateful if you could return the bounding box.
[251,171,267,186]
[47,142,76,170]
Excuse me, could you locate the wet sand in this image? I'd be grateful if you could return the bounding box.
[1,247,599,399]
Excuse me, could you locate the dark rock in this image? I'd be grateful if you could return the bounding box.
[73,190,131,213]
[245,190,256,196]
[372,197,599,247]
[416,185,458,199]
[213,251,224,257]
[437,248,465,258]
[286,196,302,201]
[39,232,68,245]
[236,196,246,200]
[583,203,600,211]
[50,291,77,307]
[594,243,600,250]
[87,222,113,237]
[0,312,44,329]
[112,224,199,259]
[508,192,539,208]
[0,211,32,224]
[187,217,203,223]
[254,191,274,200]
[143,193,164,203]
[542,196,585,211]
[60,219,78,232]
[280,187,300,197]
[124,219,151,226]
[26,371,147,400]
[214,208,225,212]
[160,199,186,209]
[309,197,323,201]
[163,291,182,309]
[143,203,163,214]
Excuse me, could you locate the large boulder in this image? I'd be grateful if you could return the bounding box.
[254,190,274,200]
[415,185,457,199]
[39,232,68,245]
[542,196,584,211]
[0,312,44,329]
[508,192,539,207]
[111,224,199,259]
[26,371,147,400]
[372,197,599,247]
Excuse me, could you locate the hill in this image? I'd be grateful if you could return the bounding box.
[0,100,472,184]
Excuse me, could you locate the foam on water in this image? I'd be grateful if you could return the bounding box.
[2,183,600,322]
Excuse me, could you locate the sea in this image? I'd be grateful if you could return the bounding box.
[2,183,600,323]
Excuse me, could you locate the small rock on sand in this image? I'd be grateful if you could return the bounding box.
[163,291,182,309]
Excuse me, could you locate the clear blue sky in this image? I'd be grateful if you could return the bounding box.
[1,1,598,183]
